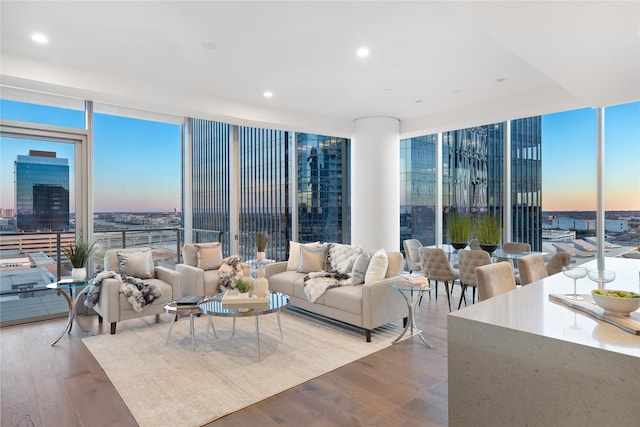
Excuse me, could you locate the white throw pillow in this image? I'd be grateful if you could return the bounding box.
[287,241,320,271]
[297,245,328,273]
[351,252,371,285]
[117,249,154,279]
[197,245,223,270]
[364,249,388,284]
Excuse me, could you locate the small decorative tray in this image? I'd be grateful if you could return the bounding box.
[221,292,269,307]
[549,293,640,335]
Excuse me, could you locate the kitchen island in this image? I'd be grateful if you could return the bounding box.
[448,257,640,427]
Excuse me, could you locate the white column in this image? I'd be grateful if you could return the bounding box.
[351,117,400,251]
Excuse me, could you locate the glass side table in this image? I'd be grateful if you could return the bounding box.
[392,279,433,348]
[246,258,276,278]
[46,279,91,345]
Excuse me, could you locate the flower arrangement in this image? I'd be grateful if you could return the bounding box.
[447,212,473,245]
[475,214,502,245]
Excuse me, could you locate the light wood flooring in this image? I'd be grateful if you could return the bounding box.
[1,282,463,427]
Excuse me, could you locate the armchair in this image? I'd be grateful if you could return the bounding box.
[175,243,252,296]
[93,247,181,334]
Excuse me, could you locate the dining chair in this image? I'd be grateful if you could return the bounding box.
[545,252,571,276]
[457,249,492,309]
[475,261,516,301]
[420,247,459,311]
[403,239,423,273]
[517,253,548,286]
[468,239,481,250]
[497,241,531,266]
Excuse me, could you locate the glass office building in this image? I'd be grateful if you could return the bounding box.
[400,116,542,252]
[189,119,349,261]
[15,150,70,232]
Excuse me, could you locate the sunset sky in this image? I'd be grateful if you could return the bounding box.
[1,100,638,213]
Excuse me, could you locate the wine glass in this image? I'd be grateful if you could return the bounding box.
[588,269,616,291]
[562,266,587,301]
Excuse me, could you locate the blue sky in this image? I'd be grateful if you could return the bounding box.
[1,99,638,213]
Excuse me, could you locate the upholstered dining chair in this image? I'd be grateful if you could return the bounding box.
[517,253,548,286]
[403,239,423,273]
[545,252,571,276]
[457,249,492,309]
[475,261,516,301]
[420,247,459,311]
[497,241,531,266]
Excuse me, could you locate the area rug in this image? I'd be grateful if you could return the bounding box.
[82,309,399,426]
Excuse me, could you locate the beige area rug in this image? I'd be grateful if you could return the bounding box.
[82,309,399,426]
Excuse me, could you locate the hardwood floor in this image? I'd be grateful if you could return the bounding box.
[1,283,461,427]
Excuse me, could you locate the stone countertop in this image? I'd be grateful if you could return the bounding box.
[449,256,640,358]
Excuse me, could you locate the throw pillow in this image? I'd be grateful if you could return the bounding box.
[117,249,154,279]
[197,245,223,270]
[287,241,320,271]
[365,249,388,284]
[351,251,371,285]
[182,242,220,267]
[297,245,328,273]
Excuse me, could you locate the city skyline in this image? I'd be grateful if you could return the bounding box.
[1,100,639,214]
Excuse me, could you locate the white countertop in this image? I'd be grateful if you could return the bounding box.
[450,257,640,358]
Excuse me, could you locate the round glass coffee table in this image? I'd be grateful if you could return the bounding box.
[198,291,290,360]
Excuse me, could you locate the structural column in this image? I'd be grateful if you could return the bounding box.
[351,117,400,251]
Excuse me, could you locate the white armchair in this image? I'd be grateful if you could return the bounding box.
[175,243,252,296]
[93,247,181,334]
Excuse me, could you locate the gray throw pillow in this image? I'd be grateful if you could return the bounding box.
[351,252,371,285]
[117,250,154,279]
[298,245,328,273]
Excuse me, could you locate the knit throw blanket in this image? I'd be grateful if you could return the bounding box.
[84,270,163,312]
[303,271,353,303]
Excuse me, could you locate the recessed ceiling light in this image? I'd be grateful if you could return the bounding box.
[496,78,507,83]
[356,47,369,58]
[31,33,48,44]
[415,100,423,104]
[263,91,273,98]
[201,42,217,50]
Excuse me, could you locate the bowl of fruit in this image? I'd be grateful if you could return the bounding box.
[591,289,640,316]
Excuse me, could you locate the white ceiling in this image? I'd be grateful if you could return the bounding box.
[1,1,639,137]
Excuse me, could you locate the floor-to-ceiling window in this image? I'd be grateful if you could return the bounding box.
[400,135,437,251]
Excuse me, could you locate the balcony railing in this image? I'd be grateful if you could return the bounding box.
[0,227,221,326]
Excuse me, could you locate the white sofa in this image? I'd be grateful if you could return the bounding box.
[265,242,408,342]
[175,243,252,296]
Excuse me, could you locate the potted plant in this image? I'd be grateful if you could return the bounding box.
[475,214,502,254]
[255,232,269,261]
[234,278,252,297]
[447,212,473,250]
[62,239,96,281]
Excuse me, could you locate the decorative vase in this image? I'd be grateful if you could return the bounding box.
[479,244,498,255]
[451,242,468,250]
[254,268,269,297]
[71,267,87,282]
[257,251,266,261]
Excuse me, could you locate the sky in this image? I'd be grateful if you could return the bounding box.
[0,99,638,213]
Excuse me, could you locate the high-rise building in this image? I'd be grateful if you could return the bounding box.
[189,120,349,261]
[400,116,542,252]
[15,150,70,232]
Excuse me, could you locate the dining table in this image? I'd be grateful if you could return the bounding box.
[447,256,640,427]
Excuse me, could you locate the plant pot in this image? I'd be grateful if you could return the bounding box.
[479,244,498,255]
[71,267,87,282]
[257,251,265,261]
[451,242,468,250]
[238,292,249,298]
